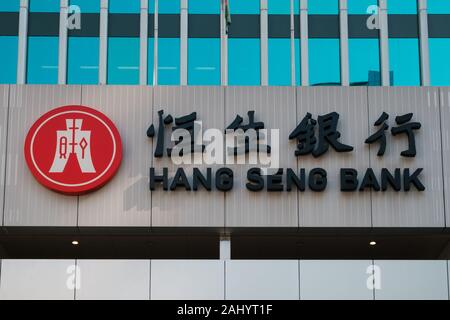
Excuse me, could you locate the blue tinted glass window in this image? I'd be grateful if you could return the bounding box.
[429,39,450,86]
[308,0,339,14]
[268,39,291,86]
[295,39,301,85]
[228,38,260,85]
[149,0,155,13]
[29,0,60,12]
[68,37,99,84]
[148,38,154,84]
[229,0,259,14]
[349,39,380,85]
[107,37,140,84]
[348,0,378,14]
[158,38,180,85]
[268,0,290,14]
[27,36,59,84]
[109,0,140,13]
[0,37,18,83]
[69,0,100,13]
[428,0,450,13]
[387,0,417,14]
[388,38,420,86]
[189,0,219,14]
[294,0,299,13]
[309,39,340,85]
[188,38,220,85]
[0,0,19,11]
[159,0,180,14]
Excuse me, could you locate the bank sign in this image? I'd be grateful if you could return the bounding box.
[24,105,424,195]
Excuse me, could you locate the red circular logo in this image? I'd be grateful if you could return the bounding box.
[24,105,122,195]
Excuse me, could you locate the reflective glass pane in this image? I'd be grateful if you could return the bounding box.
[0,0,19,11]
[429,38,450,86]
[69,0,100,13]
[295,39,301,85]
[268,0,290,14]
[388,38,420,86]
[107,37,140,84]
[158,38,180,85]
[428,0,450,13]
[29,0,60,12]
[387,0,417,14]
[109,0,140,13]
[309,39,340,85]
[189,0,219,14]
[308,0,339,14]
[68,37,99,84]
[188,38,220,85]
[348,0,378,15]
[228,38,260,85]
[349,39,380,85]
[229,0,259,14]
[159,0,181,14]
[0,36,18,83]
[268,39,291,86]
[148,38,154,85]
[26,36,59,84]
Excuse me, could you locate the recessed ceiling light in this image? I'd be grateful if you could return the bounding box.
[72,240,79,245]
[369,241,377,246]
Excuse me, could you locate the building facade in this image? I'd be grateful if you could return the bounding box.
[0,0,450,300]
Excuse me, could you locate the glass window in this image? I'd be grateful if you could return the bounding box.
[29,0,60,12]
[188,38,220,85]
[308,0,339,15]
[68,37,99,84]
[228,39,260,85]
[159,0,180,14]
[69,0,100,13]
[268,39,291,86]
[349,39,380,85]
[148,38,154,84]
[429,39,450,86]
[189,0,219,14]
[27,36,59,84]
[428,0,450,14]
[0,37,18,84]
[229,0,260,14]
[389,39,420,86]
[348,0,377,15]
[159,38,180,85]
[109,0,140,13]
[387,0,417,14]
[0,0,19,11]
[309,39,340,85]
[107,37,140,84]
[268,0,290,14]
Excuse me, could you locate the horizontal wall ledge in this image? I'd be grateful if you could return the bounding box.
[0,227,448,260]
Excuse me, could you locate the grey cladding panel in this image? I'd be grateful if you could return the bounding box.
[77,86,153,227]
[0,86,9,227]
[440,88,450,228]
[225,87,298,227]
[368,88,444,227]
[4,85,80,226]
[151,87,225,227]
[296,87,372,227]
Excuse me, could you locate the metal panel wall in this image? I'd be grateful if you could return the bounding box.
[299,260,374,300]
[368,88,444,227]
[296,87,371,227]
[225,87,298,227]
[4,86,80,226]
[75,260,150,300]
[0,259,76,300]
[151,87,225,227]
[373,260,449,300]
[78,86,153,227]
[440,88,450,228]
[226,260,300,300]
[0,85,9,227]
[151,260,224,300]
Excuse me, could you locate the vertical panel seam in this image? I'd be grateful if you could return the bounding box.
[438,88,447,228]
[2,85,11,227]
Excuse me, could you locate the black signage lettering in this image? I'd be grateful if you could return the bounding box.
[359,168,381,191]
[309,168,327,192]
[366,112,389,156]
[340,168,359,192]
[267,169,283,192]
[404,168,425,191]
[215,168,234,191]
[170,168,191,191]
[381,168,401,191]
[286,168,306,192]
[391,113,421,157]
[246,168,264,192]
[193,168,212,191]
[150,167,168,191]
